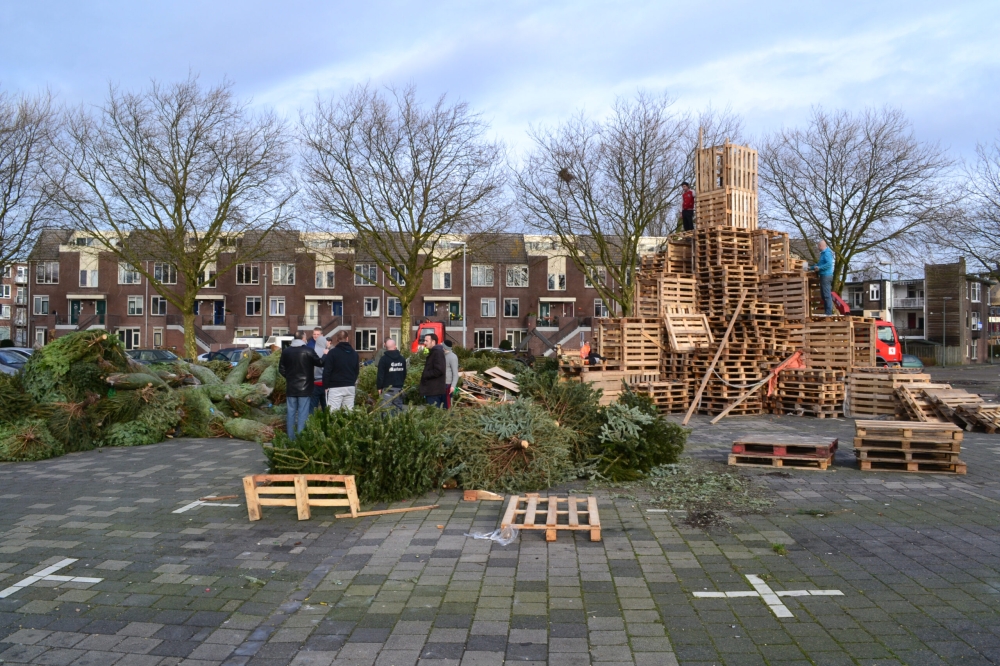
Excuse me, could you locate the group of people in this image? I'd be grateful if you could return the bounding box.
[276,329,463,440]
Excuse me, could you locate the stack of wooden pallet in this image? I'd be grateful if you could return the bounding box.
[632,380,690,414]
[634,275,697,317]
[803,317,876,369]
[560,365,659,406]
[592,317,665,372]
[772,368,846,418]
[728,435,837,471]
[893,383,1000,432]
[854,420,966,474]
[695,141,758,231]
[846,369,932,417]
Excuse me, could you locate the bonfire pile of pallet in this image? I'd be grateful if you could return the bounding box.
[564,138,872,420]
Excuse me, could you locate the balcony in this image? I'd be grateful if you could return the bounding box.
[892,297,924,309]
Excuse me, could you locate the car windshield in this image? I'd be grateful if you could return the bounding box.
[877,326,896,345]
[0,350,25,366]
[157,350,178,361]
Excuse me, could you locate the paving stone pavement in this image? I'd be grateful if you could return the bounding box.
[0,413,999,665]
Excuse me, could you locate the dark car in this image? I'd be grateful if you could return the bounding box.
[901,354,924,369]
[0,349,27,375]
[127,349,181,365]
[199,347,270,366]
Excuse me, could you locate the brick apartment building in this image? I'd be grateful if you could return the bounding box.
[0,262,30,346]
[20,229,668,358]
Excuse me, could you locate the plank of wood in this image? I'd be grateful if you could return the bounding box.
[501,496,520,528]
[485,366,517,381]
[546,497,559,527]
[568,496,579,527]
[463,490,505,501]
[243,476,261,522]
[201,494,239,502]
[525,495,539,525]
[682,289,748,426]
[336,505,439,519]
[294,475,310,521]
[489,376,520,393]
[587,496,601,542]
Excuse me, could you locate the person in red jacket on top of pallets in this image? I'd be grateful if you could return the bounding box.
[681,182,695,231]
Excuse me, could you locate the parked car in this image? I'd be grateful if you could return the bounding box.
[5,348,34,360]
[901,354,924,369]
[197,347,270,366]
[0,349,29,374]
[127,349,181,365]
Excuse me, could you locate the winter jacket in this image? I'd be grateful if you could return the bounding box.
[377,350,408,391]
[278,340,322,398]
[312,335,328,381]
[322,341,360,389]
[419,344,448,396]
[811,247,834,277]
[444,349,459,387]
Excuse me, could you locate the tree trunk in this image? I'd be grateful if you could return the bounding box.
[399,302,412,350]
[182,310,198,361]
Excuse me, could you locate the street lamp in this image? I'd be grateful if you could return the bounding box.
[879,259,892,325]
[449,240,468,348]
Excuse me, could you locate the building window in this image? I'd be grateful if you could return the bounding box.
[503,298,519,318]
[0,306,8,319]
[14,287,25,305]
[849,288,863,308]
[433,266,452,290]
[315,264,335,289]
[0,266,8,278]
[424,302,436,318]
[547,256,566,291]
[332,301,343,316]
[36,262,59,284]
[118,262,141,285]
[585,267,607,288]
[198,263,217,288]
[79,268,98,287]
[246,296,261,316]
[271,327,289,336]
[595,299,609,318]
[506,264,528,288]
[471,264,494,287]
[868,283,880,302]
[0,325,8,339]
[236,263,259,285]
[387,297,402,317]
[33,295,49,315]
[153,328,163,347]
[234,327,260,338]
[269,297,285,316]
[127,296,143,316]
[355,328,377,351]
[0,285,8,299]
[474,329,494,349]
[971,311,982,330]
[971,282,982,303]
[117,328,141,350]
[354,263,377,285]
[506,328,527,346]
[272,263,295,285]
[364,297,380,317]
[150,296,167,316]
[481,298,497,318]
[150,263,175,284]
[15,266,28,283]
[389,266,406,287]
[389,327,401,342]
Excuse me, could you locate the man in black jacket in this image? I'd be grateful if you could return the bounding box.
[323,330,360,411]
[418,333,448,408]
[376,338,407,412]
[278,337,322,439]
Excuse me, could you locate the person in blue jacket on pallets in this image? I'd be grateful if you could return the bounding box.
[809,240,835,316]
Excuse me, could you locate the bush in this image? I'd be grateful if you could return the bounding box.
[443,399,574,494]
[498,339,512,350]
[596,390,687,481]
[265,407,446,504]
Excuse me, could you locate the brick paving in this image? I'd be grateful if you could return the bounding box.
[1,413,999,665]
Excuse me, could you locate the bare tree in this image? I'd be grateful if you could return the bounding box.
[300,85,507,348]
[928,135,1000,280]
[0,90,59,277]
[517,92,689,316]
[760,107,953,291]
[53,77,295,359]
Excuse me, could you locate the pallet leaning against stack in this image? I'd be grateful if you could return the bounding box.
[854,420,966,474]
[845,368,931,417]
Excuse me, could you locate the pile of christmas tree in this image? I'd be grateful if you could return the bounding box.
[0,329,287,462]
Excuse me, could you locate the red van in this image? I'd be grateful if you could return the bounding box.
[411,321,446,353]
[875,320,903,366]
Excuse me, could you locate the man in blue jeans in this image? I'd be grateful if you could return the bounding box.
[809,240,835,316]
[278,337,322,439]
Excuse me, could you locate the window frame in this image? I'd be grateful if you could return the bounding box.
[236,263,260,285]
[246,296,262,317]
[389,266,406,287]
[118,262,141,285]
[506,265,528,288]
[474,328,494,349]
[363,296,380,318]
[33,295,49,315]
[36,261,59,284]
[432,269,452,290]
[127,295,143,316]
[503,298,519,318]
[269,296,286,316]
[471,264,494,287]
[481,297,497,318]
[355,328,378,351]
[584,267,607,289]
[315,264,336,289]
[150,296,167,316]
[354,263,377,286]
[594,299,609,318]
[387,297,402,317]
[272,263,295,286]
[153,263,177,285]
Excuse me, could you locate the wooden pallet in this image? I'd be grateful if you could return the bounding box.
[696,141,758,194]
[846,372,933,416]
[855,448,961,463]
[696,188,758,230]
[633,380,690,413]
[894,386,950,422]
[663,312,713,352]
[761,273,810,320]
[501,494,601,542]
[728,453,834,470]
[852,438,961,452]
[243,474,360,521]
[955,404,1000,433]
[634,275,697,317]
[752,229,792,275]
[593,318,665,371]
[732,435,837,458]
[858,459,967,474]
[803,317,876,369]
[854,420,963,444]
[565,368,659,405]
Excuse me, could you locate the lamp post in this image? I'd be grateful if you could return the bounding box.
[879,259,892,325]
[449,240,468,348]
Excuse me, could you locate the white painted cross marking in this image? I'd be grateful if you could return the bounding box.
[0,558,103,599]
[692,574,843,618]
[172,498,241,514]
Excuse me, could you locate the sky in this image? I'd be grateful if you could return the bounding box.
[2,0,998,161]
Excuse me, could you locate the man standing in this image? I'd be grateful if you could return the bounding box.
[681,182,695,232]
[278,336,321,440]
[376,338,407,412]
[323,330,359,410]
[418,333,448,407]
[309,328,328,413]
[809,240,835,316]
[443,340,459,409]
